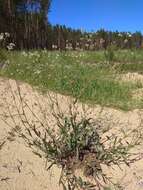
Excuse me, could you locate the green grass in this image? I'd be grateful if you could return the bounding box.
[1,50,143,110]
[119,62,143,73]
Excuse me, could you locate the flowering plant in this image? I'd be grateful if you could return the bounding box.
[0,32,15,69]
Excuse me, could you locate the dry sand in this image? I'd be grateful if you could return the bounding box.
[0,77,143,190]
[120,72,143,85]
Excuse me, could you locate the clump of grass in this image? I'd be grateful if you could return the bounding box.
[19,101,143,189]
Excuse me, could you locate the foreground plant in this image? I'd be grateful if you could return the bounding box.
[2,83,143,190]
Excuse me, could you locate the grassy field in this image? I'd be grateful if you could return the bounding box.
[1,49,143,110]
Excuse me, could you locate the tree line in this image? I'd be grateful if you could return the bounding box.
[0,0,143,50]
[0,0,52,49]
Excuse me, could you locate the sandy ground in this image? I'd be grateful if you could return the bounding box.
[119,72,143,100]
[121,72,143,85]
[0,77,143,190]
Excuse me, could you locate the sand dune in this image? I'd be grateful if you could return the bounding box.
[0,77,143,190]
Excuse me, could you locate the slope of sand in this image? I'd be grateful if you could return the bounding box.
[0,77,143,190]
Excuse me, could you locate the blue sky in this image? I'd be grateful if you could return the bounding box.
[49,0,143,32]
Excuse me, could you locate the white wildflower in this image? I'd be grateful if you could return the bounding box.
[5,32,10,38]
[124,39,128,43]
[52,44,58,49]
[127,33,132,37]
[21,51,28,57]
[118,33,122,37]
[7,43,15,50]
[0,33,4,41]
[34,70,41,75]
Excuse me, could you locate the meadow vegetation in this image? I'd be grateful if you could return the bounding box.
[0,49,143,110]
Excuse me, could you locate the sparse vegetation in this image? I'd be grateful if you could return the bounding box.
[4,85,143,190]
